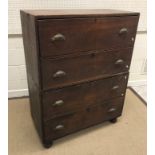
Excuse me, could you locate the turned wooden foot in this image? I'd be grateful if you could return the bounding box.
[43,140,53,148]
[110,118,117,123]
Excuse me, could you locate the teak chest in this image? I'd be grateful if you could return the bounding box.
[20,9,139,148]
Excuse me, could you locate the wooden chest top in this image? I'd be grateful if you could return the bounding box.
[21,9,139,18]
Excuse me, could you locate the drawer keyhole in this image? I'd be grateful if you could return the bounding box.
[91,53,96,58]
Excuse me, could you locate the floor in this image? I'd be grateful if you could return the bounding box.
[132,85,147,102]
[8,89,146,155]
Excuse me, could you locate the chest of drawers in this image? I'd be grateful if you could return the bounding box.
[20,9,139,148]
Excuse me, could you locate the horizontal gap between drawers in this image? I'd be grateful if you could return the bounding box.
[39,47,133,60]
[40,72,129,92]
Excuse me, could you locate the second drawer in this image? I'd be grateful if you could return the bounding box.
[41,48,132,90]
[42,74,128,121]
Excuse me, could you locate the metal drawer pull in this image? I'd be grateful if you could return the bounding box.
[115,59,124,65]
[119,28,128,34]
[108,108,117,113]
[112,85,119,90]
[51,33,65,41]
[53,70,66,78]
[52,100,64,106]
[55,125,64,130]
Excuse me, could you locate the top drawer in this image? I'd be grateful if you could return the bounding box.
[37,16,139,58]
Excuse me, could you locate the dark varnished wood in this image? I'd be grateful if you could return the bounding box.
[110,118,118,123]
[95,16,139,50]
[38,18,96,57]
[20,9,139,148]
[42,73,128,121]
[22,9,139,19]
[43,140,53,148]
[43,97,124,140]
[20,11,43,140]
[41,48,132,90]
[38,16,139,57]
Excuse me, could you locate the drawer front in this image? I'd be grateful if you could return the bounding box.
[42,74,128,120]
[38,16,138,58]
[95,16,139,50]
[38,18,96,57]
[44,97,124,140]
[41,48,132,90]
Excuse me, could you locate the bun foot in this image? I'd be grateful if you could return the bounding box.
[110,118,117,123]
[43,141,53,148]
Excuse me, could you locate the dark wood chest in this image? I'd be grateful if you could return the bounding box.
[20,9,139,148]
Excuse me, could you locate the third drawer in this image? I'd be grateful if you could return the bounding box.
[42,73,128,121]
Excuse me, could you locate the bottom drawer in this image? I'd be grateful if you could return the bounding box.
[44,97,125,140]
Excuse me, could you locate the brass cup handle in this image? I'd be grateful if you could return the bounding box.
[54,125,64,130]
[115,59,124,65]
[52,100,64,107]
[108,108,117,113]
[112,85,119,90]
[119,28,128,35]
[51,33,65,41]
[53,70,66,78]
